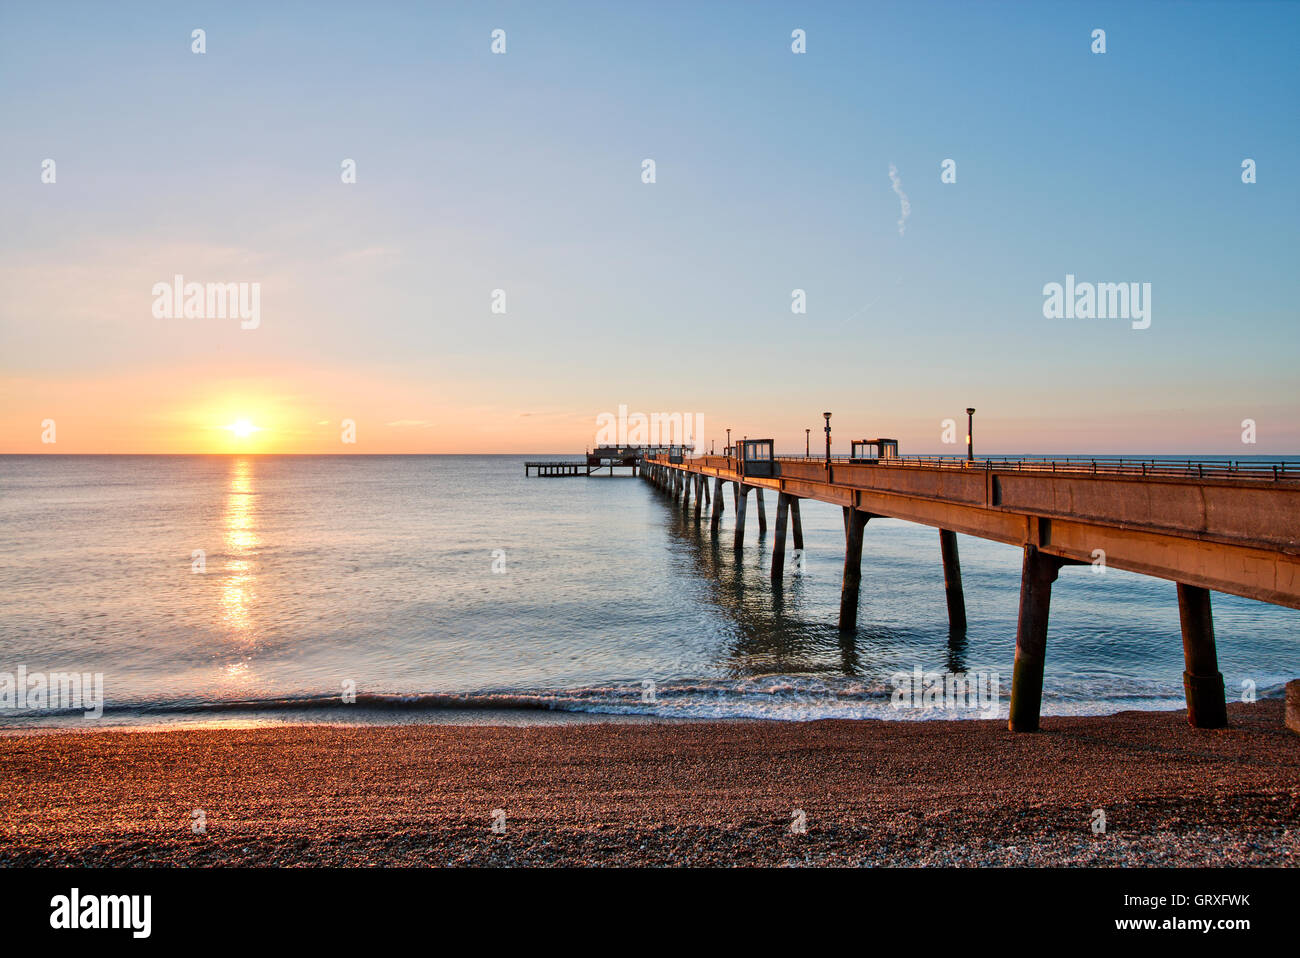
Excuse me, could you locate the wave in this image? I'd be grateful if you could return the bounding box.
[0,676,1288,729]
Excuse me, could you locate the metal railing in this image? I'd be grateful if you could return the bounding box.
[648,454,1295,482]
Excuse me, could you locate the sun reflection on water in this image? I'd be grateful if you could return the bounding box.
[220,459,259,647]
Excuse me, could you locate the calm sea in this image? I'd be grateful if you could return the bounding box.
[0,454,1295,728]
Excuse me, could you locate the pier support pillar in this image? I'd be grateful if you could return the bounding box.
[710,477,725,531]
[734,485,749,549]
[1008,545,1066,732]
[838,510,872,631]
[1177,584,1227,729]
[772,493,791,583]
[939,529,968,635]
[791,498,804,550]
[693,476,703,521]
[756,490,768,533]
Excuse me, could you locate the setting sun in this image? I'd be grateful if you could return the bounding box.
[226,419,262,439]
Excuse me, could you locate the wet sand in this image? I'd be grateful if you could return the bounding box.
[1,701,1296,867]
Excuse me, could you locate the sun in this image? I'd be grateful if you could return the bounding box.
[225,419,262,439]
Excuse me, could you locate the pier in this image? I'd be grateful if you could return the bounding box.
[642,449,1299,733]
[525,445,692,478]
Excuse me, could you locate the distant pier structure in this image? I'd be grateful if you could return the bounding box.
[526,445,693,478]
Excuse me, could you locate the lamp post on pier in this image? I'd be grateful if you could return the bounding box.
[806,428,810,458]
[823,412,832,468]
[966,408,976,462]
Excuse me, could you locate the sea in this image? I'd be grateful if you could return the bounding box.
[0,454,1295,729]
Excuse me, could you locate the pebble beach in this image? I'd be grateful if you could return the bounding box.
[2,701,1296,868]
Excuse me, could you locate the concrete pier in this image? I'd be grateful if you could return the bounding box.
[772,493,792,583]
[734,484,748,549]
[641,447,1300,736]
[1177,583,1227,729]
[839,510,872,631]
[1008,545,1067,732]
[939,529,967,635]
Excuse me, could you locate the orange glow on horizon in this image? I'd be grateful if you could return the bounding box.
[2,365,1297,456]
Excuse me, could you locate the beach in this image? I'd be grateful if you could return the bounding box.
[2,701,1296,868]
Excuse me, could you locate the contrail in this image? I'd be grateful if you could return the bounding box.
[888,163,910,236]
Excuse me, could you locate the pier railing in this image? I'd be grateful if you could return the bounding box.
[677,455,1293,482]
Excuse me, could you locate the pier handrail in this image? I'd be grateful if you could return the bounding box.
[650,454,1293,482]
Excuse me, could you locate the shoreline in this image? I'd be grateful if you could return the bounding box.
[0,707,715,735]
[2,701,1296,867]
[0,694,1229,735]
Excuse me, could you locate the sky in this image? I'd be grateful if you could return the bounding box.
[1,0,1297,454]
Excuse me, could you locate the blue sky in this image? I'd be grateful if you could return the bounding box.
[1,0,1297,453]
